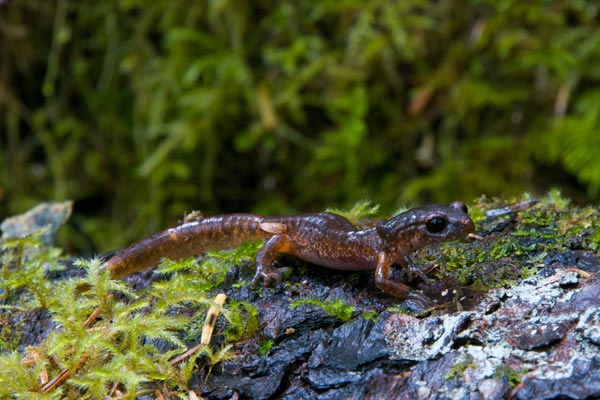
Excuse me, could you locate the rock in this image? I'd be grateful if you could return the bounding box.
[1,200,73,245]
[196,247,600,399]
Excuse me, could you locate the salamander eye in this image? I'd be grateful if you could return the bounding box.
[426,216,448,234]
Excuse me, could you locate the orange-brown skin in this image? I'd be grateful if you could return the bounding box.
[103,201,474,299]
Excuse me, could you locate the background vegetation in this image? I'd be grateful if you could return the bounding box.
[1,0,600,252]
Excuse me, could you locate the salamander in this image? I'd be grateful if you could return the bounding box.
[102,201,474,299]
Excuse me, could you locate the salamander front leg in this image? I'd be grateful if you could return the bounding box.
[374,254,434,306]
[252,235,292,287]
[374,254,411,299]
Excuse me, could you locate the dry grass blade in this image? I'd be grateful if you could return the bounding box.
[170,293,227,366]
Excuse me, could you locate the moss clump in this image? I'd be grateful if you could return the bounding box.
[326,200,380,226]
[361,310,380,322]
[222,301,259,342]
[290,298,356,322]
[445,354,478,380]
[0,231,261,398]
[258,338,274,356]
[494,364,524,388]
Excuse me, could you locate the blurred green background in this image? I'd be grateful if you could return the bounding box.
[1,1,600,253]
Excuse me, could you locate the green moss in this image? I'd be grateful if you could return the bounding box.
[0,231,261,398]
[591,228,600,252]
[156,239,263,292]
[0,231,64,310]
[0,257,186,397]
[489,236,538,259]
[222,301,259,341]
[494,364,524,388]
[326,200,380,225]
[201,344,235,372]
[385,306,412,315]
[361,310,379,322]
[0,351,52,400]
[290,298,356,322]
[258,338,274,356]
[445,354,478,380]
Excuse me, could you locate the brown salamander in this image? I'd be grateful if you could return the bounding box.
[103,201,474,299]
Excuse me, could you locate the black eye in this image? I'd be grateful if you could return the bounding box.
[426,217,448,233]
[462,204,468,214]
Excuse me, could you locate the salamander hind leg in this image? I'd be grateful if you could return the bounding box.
[252,235,292,287]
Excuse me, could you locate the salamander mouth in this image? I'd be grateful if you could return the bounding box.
[448,219,474,238]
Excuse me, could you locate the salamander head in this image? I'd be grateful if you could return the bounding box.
[376,201,474,256]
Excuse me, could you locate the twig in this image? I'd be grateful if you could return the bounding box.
[484,199,539,218]
[41,354,89,393]
[542,268,592,286]
[83,294,112,328]
[170,342,205,366]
